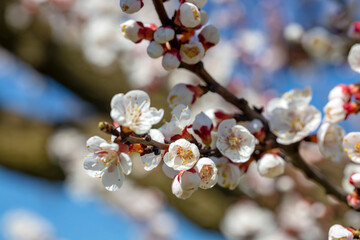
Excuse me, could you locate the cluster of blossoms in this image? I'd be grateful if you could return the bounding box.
[120,0,219,71]
[83,83,293,198]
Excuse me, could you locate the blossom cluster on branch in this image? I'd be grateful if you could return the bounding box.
[78,0,360,238]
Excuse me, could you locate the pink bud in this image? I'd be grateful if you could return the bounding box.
[162,49,181,71]
[198,24,220,51]
[154,26,175,44]
[121,20,144,43]
[348,22,360,40]
[192,112,213,146]
[347,192,360,210]
[350,173,360,188]
[328,84,352,102]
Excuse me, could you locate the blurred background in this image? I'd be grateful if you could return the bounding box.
[1,0,360,239]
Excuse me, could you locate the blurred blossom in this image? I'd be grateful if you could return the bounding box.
[2,209,60,240]
[301,27,345,64]
[220,201,276,239]
[342,163,360,194]
[278,194,324,239]
[5,3,31,30]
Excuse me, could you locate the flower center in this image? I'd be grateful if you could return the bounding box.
[176,146,194,164]
[228,135,241,149]
[199,165,213,181]
[182,45,200,59]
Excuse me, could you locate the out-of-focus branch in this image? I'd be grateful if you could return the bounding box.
[281,143,348,204]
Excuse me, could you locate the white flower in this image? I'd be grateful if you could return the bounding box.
[216,119,256,163]
[121,20,144,43]
[180,41,205,64]
[141,129,165,171]
[154,27,175,44]
[198,25,220,50]
[172,170,201,199]
[147,41,164,58]
[164,139,200,171]
[111,90,164,135]
[317,122,345,162]
[328,84,352,102]
[179,2,201,28]
[267,87,321,144]
[257,154,285,178]
[269,105,321,144]
[167,83,196,108]
[212,157,243,190]
[192,112,213,146]
[84,136,132,191]
[194,157,218,189]
[160,104,192,140]
[343,132,360,163]
[348,22,360,40]
[162,50,181,71]
[328,224,353,240]
[323,98,347,123]
[350,173,360,188]
[348,44,360,73]
[119,0,143,14]
[220,201,275,239]
[185,0,207,9]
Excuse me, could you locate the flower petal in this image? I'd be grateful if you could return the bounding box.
[101,165,125,191]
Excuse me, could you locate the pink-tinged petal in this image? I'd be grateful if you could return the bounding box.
[172,175,197,199]
[102,165,125,191]
[86,136,107,152]
[119,152,132,175]
[83,153,105,178]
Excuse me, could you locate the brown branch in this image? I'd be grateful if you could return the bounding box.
[281,143,348,204]
[125,135,169,150]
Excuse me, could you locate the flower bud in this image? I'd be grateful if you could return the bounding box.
[198,24,220,50]
[348,44,360,73]
[257,154,285,178]
[349,173,360,188]
[121,20,144,43]
[154,26,175,44]
[180,41,205,64]
[162,49,181,71]
[329,84,352,102]
[328,224,353,240]
[147,41,164,58]
[179,2,201,28]
[347,192,360,210]
[248,119,265,142]
[348,22,360,40]
[192,112,213,146]
[185,0,207,9]
[119,0,143,14]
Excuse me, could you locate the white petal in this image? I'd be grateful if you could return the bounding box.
[142,153,162,171]
[83,153,105,178]
[162,162,178,179]
[86,136,107,152]
[102,165,125,191]
[343,132,360,163]
[180,171,201,190]
[195,157,218,189]
[217,119,236,138]
[120,152,132,175]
